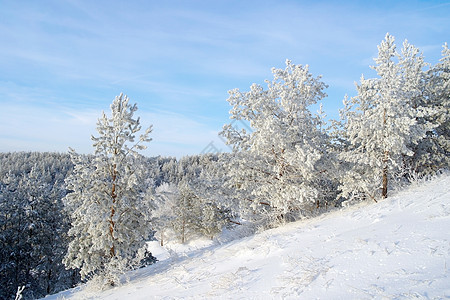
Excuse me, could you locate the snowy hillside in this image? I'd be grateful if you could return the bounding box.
[46,174,450,299]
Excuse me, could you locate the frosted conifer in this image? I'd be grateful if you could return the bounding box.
[340,34,432,201]
[63,93,153,287]
[220,60,334,227]
[407,43,450,174]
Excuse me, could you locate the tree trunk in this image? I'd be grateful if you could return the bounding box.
[382,150,389,199]
[109,163,117,258]
[181,219,185,244]
[46,266,52,295]
[382,108,389,199]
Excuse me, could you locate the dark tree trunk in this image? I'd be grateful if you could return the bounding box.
[382,150,389,199]
[382,108,389,199]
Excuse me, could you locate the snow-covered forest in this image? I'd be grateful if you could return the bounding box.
[0,34,448,299]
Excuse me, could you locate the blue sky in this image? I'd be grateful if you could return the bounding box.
[0,0,449,157]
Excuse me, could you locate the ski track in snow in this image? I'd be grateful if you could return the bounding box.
[45,175,450,299]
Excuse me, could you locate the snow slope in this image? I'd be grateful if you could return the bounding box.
[46,174,450,299]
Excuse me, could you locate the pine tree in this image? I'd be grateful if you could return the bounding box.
[340,34,432,201]
[152,173,227,245]
[171,181,198,244]
[197,201,225,239]
[63,93,153,287]
[152,182,178,246]
[220,60,334,228]
[407,43,450,174]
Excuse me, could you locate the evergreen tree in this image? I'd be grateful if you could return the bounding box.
[152,182,178,246]
[170,181,198,244]
[152,174,227,245]
[340,34,432,201]
[407,43,450,174]
[220,60,334,228]
[63,93,153,287]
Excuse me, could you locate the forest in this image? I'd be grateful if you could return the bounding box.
[0,34,448,299]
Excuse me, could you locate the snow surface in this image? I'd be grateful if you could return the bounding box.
[45,174,450,299]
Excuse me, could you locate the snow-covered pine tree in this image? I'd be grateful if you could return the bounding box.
[220,60,334,228]
[340,34,432,201]
[152,180,197,244]
[196,200,226,239]
[198,153,242,227]
[152,172,228,245]
[177,155,230,239]
[152,182,178,246]
[63,93,153,287]
[406,43,449,174]
[171,180,198,244]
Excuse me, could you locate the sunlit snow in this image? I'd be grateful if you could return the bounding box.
[45,174,450,299]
